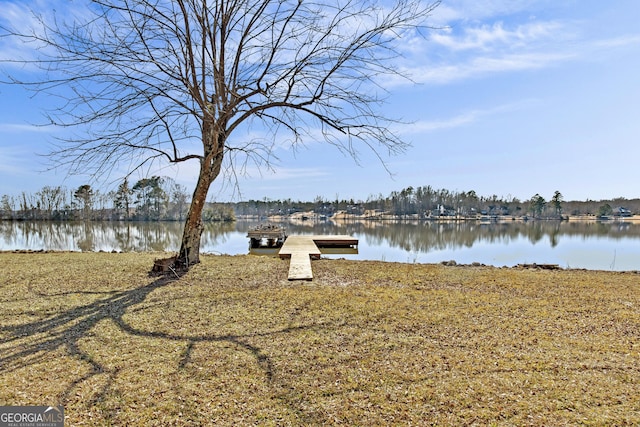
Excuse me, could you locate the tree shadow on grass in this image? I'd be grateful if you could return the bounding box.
[0,276,179,407]
[1,276,176,375]
[0,273,305,410]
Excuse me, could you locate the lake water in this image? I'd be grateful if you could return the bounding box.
[1,219,639,271]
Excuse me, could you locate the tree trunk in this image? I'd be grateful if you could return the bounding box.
[177,137,224,267]
[179,182,207,266]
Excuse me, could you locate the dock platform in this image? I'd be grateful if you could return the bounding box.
[279,235,358,280]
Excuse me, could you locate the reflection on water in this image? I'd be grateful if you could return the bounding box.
[1,219,639,271]
[0,221,235,253]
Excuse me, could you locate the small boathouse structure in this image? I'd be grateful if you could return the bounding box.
[247,224,287,248]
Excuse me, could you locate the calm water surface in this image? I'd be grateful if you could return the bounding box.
[1,219,639,271]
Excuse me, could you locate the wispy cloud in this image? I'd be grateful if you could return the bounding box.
[408,50,577,85]
[0,144,32,175]
[0,2,46,65]
[390,1,640,87]
[429,0,546,25]
[206,166,332,201]
[0,0,95,69]
[592,34,640,50]
[430,21,565,51]
[236,166,330,181]
[387,16,576,87]
[0,123,51,132]
[403,99,541,134]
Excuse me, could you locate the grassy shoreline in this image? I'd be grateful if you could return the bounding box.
[1,252,638,425]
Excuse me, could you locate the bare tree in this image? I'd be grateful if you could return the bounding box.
[164,178,189,221]
[1,194,16,219]
[2,0,439,266]
[35,186,65,219]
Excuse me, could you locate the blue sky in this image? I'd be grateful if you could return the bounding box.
[1,0,640,203]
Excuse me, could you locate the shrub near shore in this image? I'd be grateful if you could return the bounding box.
[1,252,638,425]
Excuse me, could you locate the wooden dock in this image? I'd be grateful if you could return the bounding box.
[279,235,358,280]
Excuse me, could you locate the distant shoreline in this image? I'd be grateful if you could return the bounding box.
[247,212,640,223]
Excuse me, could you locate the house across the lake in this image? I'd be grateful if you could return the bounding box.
[615,207,632,217]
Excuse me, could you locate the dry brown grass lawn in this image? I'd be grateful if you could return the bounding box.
[0,252,638,426]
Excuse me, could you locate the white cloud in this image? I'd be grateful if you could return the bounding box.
[0,143,34,175]
[233,166,330,181]
[0,123,51,132]
[593,34,640,50]
[401,50,576,85]
[387,1,640,88]
[0,2,46,65]
[0,0,95,69]
[206,166,333,201]
[391,8,640,87]
[429,0,550,25]
[430,21,564,51]
[402,99,541,134]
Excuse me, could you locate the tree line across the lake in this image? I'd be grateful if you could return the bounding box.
[1,178,638,222]
[0,177,233,222]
